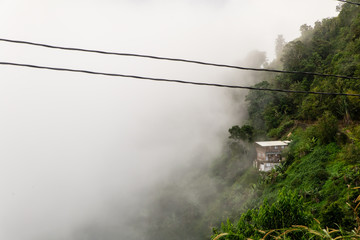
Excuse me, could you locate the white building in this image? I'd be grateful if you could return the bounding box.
[254,141,290,172]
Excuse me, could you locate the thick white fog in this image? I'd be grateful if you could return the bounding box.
[0,0,339,239]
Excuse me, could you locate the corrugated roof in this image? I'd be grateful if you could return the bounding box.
[255,141,289,147]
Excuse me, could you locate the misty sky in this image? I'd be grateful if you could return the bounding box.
[0,1,339,239]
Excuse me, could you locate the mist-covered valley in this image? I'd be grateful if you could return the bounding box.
[0,1,340,239]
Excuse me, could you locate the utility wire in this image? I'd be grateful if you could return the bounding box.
[1,61,359,96]
[337,0,360,6]
[0,38,358,80]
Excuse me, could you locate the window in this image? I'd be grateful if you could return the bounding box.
[281,146,285,149]
[274,146,278,149]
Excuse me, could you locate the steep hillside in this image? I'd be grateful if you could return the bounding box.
[212,2,360,239]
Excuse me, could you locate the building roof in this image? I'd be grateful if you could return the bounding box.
[255,141,289,147]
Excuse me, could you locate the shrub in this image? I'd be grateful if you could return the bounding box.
[267,120,294,139]
[212,189,312,239]
[315,111,338,145]
[321,202,345,229]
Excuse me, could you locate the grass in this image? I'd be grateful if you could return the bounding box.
[212,188,360,239]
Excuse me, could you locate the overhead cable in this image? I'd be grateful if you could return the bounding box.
[0,38,358,80]
[337,0,360,6]
[1,61,359,96]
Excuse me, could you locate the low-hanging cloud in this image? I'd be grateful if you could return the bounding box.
[0,0,338,239]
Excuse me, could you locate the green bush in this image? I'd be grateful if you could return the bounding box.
[321,202,345,229]
[267,120,295,139]
[315,111,338,145]
[341,144,360,164]
[212,189,312,240]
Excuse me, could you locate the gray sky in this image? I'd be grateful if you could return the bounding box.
[0,1,338,239]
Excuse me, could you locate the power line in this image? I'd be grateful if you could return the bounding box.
[0,38,358,80]
[337,0,360,6]
[1,61,359,96]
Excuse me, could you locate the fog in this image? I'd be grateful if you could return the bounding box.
[0,0,339,239]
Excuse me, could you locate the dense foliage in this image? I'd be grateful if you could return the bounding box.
[247,2,360,135]
[212,2,360,239]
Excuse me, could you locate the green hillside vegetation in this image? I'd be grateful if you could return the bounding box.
[141,3,360,240]
[211,2,360,239]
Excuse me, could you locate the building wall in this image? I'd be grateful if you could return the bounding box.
[255,144,287,171]
[259,162,281,172]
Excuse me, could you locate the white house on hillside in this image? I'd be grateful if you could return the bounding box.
[254,141,290,172]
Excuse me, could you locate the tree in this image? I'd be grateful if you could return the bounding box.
[316,111,338,145]
[228,125,254,142]
[275,35,286,59]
